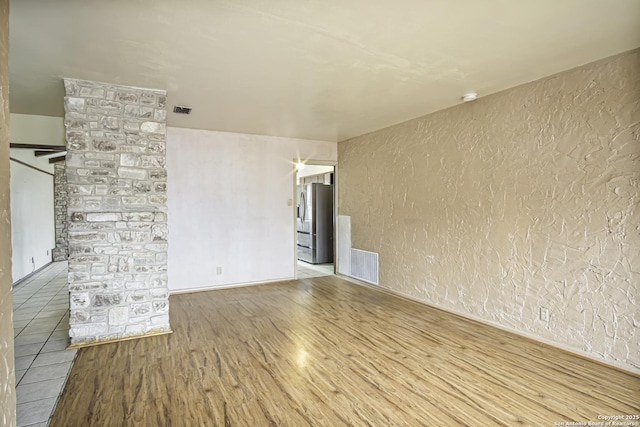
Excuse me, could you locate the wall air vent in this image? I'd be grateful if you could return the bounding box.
[350,248,379,285]
[173,105,192,115]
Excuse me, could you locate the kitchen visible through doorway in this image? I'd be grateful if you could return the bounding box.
[296,164,335,277]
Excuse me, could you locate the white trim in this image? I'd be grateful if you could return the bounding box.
[293,161,298,279]
[292,159,338,278]
[168,276,296,295]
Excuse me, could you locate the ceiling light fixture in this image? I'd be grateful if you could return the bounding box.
[295,162,306,171]
[462,92,477,102]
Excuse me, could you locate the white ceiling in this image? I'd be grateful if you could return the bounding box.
[9,1,640,142]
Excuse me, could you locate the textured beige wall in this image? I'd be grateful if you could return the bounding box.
[339,50,640,373]
[0,0,16,425]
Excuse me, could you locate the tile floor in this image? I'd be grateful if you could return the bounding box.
[297,260,334,278]
[10,260,328,425]
[12,261,75,427]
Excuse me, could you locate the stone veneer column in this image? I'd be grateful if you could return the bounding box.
[52,162,68,261]
[0,0,16,422]
[64,78,170,345]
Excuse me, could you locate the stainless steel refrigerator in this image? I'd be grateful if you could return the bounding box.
[297,183,334,264]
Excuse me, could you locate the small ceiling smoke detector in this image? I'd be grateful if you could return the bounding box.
[462,92,477,102]
[173,105,192,114]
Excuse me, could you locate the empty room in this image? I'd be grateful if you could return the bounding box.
[1,1,639,426]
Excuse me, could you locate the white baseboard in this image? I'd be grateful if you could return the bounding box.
[168,276,296,295]
[336,273,640,377]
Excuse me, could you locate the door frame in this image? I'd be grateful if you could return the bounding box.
[292,159,338,279]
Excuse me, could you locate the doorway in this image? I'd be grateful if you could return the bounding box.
[294,162,336,279]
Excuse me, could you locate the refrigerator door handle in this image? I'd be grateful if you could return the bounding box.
[300,191,307,223]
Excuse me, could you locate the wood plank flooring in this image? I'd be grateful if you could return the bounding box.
[50,276,640,426]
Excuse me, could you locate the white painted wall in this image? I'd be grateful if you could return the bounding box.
[9,148,55,174]
[9,156,55,282]
[337,215,351,276]
[10,114,65,146]
[166,127,337,293]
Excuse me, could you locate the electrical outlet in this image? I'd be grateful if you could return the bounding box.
[216,266,222,275]
[540,307,550,322]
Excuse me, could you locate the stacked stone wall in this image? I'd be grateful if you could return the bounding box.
[63,78,170,345]
[52,162,68,261]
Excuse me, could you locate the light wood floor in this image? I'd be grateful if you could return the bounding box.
[51,276,640,426]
